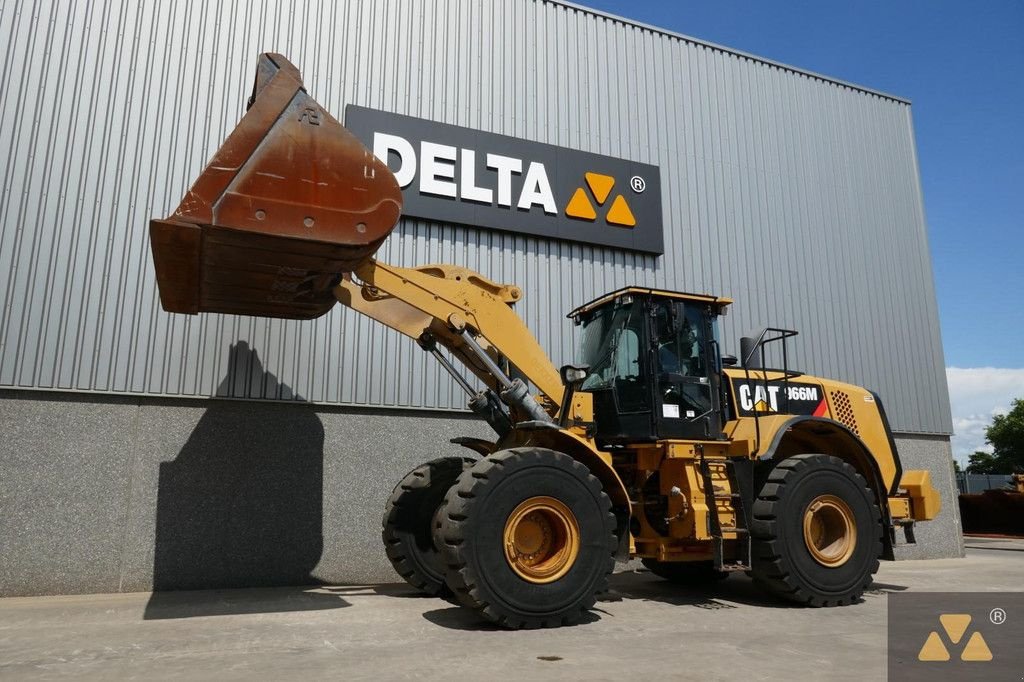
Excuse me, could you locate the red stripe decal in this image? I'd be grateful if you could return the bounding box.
[812,399,828,417]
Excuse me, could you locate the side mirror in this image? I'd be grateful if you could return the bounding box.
[560,364,590,386]
[739,337,762,369]
[558,364,590,428]
[720,354,738,367]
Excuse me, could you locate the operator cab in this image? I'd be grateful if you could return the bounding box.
[568,288,732,445]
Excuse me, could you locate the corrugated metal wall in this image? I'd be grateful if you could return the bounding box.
[0,0,952,433]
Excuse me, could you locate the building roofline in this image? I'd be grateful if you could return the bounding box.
[547,1,912,105]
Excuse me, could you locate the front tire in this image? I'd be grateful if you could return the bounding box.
[382,457,474,595]
[750,454,882,606]
[436,447,616,629]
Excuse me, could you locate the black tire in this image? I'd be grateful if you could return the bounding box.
[750,454,882,606]
[642,559,729,584]
[436,447,616,629]
[382,456,474,596]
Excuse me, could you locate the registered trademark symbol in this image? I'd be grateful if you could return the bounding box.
[630,175,646,193]
[990,607,1006,625]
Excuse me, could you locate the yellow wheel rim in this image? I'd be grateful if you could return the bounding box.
[503,496,580,584]
[802,494,857,567]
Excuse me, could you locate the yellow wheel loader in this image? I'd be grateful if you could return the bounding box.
[150,54,941,629]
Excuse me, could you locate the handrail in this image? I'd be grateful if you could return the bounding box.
[742,327,800,455]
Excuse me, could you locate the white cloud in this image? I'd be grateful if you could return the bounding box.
[946,367,1024,465]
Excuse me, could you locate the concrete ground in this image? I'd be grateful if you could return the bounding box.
[1,539,1021,681]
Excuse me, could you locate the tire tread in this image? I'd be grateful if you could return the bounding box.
[437,447,616,629]
[382,456,474,595]
[750,454,883,607]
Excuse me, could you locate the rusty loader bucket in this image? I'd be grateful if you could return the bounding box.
[150,53,402,319]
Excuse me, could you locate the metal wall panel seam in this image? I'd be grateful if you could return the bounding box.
[22,0,74,389]
[903,105,951,429]
[874,100,922,427]
[0,0,46,385]
[8,0,52,386]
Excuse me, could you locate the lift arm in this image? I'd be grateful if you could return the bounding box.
[336,259,564,429]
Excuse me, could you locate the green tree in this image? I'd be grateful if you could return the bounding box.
[966,450,1000,474]
[965,398,1024,474]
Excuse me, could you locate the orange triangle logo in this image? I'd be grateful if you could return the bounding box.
[565,173,638,228]
[960,632,993,662]
[939,614,971,644]
[565,187,597,220]
[584,172,615,204]
[606,194,636,227]
[917,631,950,661]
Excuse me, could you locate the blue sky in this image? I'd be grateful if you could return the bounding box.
[583,0,1024,459]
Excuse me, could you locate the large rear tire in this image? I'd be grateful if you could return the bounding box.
[750,454,882,606]
[382,457,474,596]
[436,447,616,629]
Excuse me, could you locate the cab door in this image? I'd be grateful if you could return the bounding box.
[650,299,724,440]
[579,299,655,443]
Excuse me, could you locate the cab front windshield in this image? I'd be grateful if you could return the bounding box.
[576,297,714,418]
[577,304,636,391]
[576,302,647,417]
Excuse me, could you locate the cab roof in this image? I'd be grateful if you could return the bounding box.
[567,286,733,319]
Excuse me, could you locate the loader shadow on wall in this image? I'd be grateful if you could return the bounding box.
[144,342,346,619]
